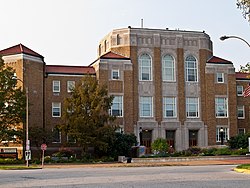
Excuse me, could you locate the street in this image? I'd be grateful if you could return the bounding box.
[0,165,249,188]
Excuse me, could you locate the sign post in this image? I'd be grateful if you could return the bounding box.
[41,144,47,168]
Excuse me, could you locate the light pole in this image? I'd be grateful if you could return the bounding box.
[219,127,224,145]
[220,35,250,48]
[12,75,30,167]
[139,127,143,146]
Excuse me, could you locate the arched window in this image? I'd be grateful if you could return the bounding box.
[139,54,152,81]
[162,55,175,81]
[185,55,197,82]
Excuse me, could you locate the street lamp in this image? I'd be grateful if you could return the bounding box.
[139,127,143,146]
[12,74,30,167]
[219,127,224,145]
[220,35,250,48]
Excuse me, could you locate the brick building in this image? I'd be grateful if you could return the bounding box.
[0,27,249,156]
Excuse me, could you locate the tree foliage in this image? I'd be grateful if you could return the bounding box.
[151,138,169,155]
[0,56,26,144]
[228,132,250,149]
[237,0,250,22]
[60,75,116,156]
[29,126,53,148]
[239,62,250,73]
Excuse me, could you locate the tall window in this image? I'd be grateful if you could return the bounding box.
[139,54,152,81]
[216,73,224,83]
[237,105,245,119]
[186,97,199,117]
[111,96,123,117]
[53,80,60,92]
[52,102,61,117]
[215,98,228,117]
[163,97,176,117]
[185,55,197,82]
[162,55,175,81]
[67,81,75,92]
[216,127,229,142]
[140,96,153,117]
[237,85,243,96]
[52,128,61,143]
[112,69,119,80]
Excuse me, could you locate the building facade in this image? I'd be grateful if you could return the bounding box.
[0,27,250,156]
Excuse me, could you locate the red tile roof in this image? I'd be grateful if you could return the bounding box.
[236,72,250,80]
[46,65,95,75]
[207,56,232,64]
[100,51,130,60]
[0,43,44,58]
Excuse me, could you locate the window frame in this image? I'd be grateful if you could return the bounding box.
[52,102,61,117]
[111,96,123,117]
[237,105,245,119]
[237,85,244,96]
[216,127,229,142]
[162,55,175,81]
[112,69,120,80]
[140,96,153,117]
[216,73,224,83]
[139,54,152,81]
[67,81,75,93]
[163,97,177,118]
[52,128,61,143]
[53,80,60,93]
[186,97,199,118]
[215,97,228,118]
[185,55,198,82]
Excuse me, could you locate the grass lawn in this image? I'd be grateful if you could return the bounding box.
[237,164,250,170]
[0,165,40,170]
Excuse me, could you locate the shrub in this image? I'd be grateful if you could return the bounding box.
[151,138,169,155]
[228,132,250,149]
[0,158,23,164]
[212,147,231,155]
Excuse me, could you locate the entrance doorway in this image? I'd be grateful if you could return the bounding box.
[189,130,198,147]
[142,130,152,154]
[166,130,175,149]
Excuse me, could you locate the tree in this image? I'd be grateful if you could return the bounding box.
[0,56,26,144]
[239,62,250,73]
[237,0,250,22]
[151,138,169,155]
[60,75,116,156]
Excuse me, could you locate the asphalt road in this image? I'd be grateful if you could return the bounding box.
[0,165,250,188]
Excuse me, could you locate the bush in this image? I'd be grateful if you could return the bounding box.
[212,147,231,155]
[151,138,169,155]
[0,158,24,164]
[228,132,250,149]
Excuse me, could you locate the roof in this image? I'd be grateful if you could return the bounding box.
[45,65,95,75]
[0,43,44,58]
[236,72,250,80]
[100,51,130,60]
[207,56,232,64]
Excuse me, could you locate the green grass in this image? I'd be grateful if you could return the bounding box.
[236,164,250,170]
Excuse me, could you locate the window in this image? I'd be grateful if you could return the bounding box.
[52,128,61,143]
[237,105,245,119]
[186,97,199,117]
[162,55,175,81]
[216,127,229,142]
[140,96,153,117]
[216,73,224,83]
[53,80,60,93]
[238,128,245,135]
[112,70,119,80]
[185,55,197,82]
[163,97,176,117]
[215,98,228,117]
[139,54,152,81]
[111,96,123,117]
[67,81,75,92]
[237,85,243,96]
[52,102,61,117]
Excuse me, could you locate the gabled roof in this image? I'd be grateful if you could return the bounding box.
[46,65,95,75]
[0,43,44,58]
[207,56,232,64]
[236,72,250,80]
[100,51,130,60]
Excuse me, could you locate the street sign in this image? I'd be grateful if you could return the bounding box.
[41,144,47,151]
[25,150,31,160]
[26,140,30,150]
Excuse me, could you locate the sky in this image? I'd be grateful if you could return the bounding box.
[1,0,250,70]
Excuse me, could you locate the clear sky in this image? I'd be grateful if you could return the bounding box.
[1,0,250,70]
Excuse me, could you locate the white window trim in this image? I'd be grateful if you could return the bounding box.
[238,128,245,134]
[52,102,61,117]
[216,73,224,83]
[237,105,245,119]
[186,97,199,118]
[53,80,60,93]
[112,69,120,80]
[163,97,177,118]
[139,54,152,81]
[140,96,153,117]
[215,98,228,118]
[237,85,244,96]
[162,55,175,82]
[111,96,123,117]
[185,56,198,82]
[216,127,229,142]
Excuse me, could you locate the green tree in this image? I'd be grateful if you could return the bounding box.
[29,126,53,147]
[151,138,169,155]
[0,56,26,144]
[237,0,250,22]
[239,62,250,73]
[61,75,116,156]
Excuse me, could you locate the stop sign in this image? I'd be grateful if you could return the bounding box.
[41,144,47,151]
